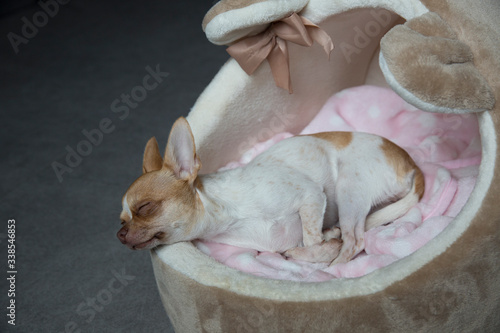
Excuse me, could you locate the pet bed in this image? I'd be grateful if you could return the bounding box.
[194,85,481,282]
[151,0,500,331]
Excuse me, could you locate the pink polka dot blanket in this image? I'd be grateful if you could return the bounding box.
[195,85,481,282]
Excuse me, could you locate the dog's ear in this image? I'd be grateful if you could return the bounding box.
[142,137,163,174]
[164,117,201,182]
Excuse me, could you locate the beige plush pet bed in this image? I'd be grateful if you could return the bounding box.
[151,0,500,331]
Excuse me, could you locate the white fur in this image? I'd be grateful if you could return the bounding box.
[122,194,132,220]
[365,179,419,230]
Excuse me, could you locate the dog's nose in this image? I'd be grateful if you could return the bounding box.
[117,226,129,244]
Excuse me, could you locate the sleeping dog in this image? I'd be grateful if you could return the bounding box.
[117,117,424,265]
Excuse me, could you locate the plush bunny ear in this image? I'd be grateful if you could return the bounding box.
[164,117,201,182]
[142,137,163,174]
[380,12,495,114]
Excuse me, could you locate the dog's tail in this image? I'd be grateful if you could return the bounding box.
[365,169,425,231]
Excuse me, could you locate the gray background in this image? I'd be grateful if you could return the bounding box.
[0,0,228,331]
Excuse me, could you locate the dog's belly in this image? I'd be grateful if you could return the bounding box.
[207,214,303,253]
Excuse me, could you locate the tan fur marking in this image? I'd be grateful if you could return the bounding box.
[380,138,425,199]
[135,200,161,217]
[309,132,353,150]
[414,168,425,199]
[120,212,130,223]
[125,169,202,233]
[194,177,204,192]
[142,137,163,174]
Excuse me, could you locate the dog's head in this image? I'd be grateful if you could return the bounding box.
[117,117,202,250]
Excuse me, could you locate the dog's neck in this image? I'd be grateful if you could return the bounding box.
[189,168,244,240]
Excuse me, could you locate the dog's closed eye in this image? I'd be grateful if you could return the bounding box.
[136,201,159,217]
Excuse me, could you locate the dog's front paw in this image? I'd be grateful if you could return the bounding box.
[284,239,342,263]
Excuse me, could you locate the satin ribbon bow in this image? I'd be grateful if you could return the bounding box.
[226,13,334,93]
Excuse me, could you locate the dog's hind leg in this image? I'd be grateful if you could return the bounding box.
[298,191,327,247]
[330,180,371,266]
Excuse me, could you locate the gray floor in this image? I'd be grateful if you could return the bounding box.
[0,1,228,331]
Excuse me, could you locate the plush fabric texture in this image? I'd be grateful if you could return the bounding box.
[203,0,309,45]
[300,0,428,24]
[203,0,430,45]
[380,12,495,113]
[202,0,267,30]
[195,85,480,282]
[151,0,500,332]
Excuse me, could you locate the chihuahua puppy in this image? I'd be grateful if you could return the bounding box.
[117,117,424,265]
